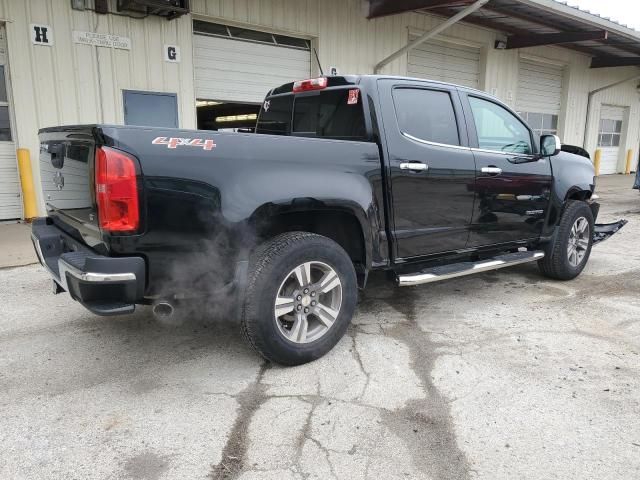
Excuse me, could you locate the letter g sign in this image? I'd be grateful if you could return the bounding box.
[164,45,181,63]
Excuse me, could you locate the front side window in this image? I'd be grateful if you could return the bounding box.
[392,88,460,146]
[469,96,532,155]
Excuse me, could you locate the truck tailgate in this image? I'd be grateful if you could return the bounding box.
[39,126,101,245]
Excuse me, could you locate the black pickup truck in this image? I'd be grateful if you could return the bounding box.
[32,75,626,365]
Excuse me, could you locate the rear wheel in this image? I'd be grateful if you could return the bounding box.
[538,200,594,280]
[241,232,357,365]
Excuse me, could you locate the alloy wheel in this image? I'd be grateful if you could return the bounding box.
[274,261,343,344]
[567,216,590,267]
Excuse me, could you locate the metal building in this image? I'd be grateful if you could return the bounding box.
[1,0,639,220]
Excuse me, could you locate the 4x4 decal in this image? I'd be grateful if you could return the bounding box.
[152,137,217,151]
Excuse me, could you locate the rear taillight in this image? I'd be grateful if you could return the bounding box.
[95,146,139,233]
[292,77,328,93]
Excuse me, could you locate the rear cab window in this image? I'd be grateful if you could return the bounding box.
[256,83,368,141]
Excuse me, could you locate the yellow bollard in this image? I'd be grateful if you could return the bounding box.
[625,149,634,175]
[593,149,601,176]
[17,148,38,220]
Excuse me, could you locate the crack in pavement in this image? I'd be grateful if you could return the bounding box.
[372,285,472,480]
[348,330,371,401]
[209,362,270,480]
[292,397,317,479]
[211,284,472,480]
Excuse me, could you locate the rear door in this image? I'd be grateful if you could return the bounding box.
[377,79,476,260]
[459,92,553,246]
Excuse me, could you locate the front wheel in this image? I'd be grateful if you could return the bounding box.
[538,200,594,280]
[241,232,358,366]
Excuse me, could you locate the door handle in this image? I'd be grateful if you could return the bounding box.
[481,166,502,175]
[400,162,428,172]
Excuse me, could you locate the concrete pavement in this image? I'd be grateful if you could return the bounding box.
[0,175,638,479]
[0,222,37,269]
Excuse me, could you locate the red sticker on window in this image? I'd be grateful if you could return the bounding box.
[347,89,360,105]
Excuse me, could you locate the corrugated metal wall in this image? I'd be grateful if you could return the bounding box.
[2,0,639,216]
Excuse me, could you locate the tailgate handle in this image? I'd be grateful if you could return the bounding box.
[49,143,66,169]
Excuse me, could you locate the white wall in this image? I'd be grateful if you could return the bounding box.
[2,0,639,216]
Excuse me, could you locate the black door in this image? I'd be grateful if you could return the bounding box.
[460,93,553,246]
[378,80,476,260]
[123,90,179,128]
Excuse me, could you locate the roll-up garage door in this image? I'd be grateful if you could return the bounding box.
[407,36,480,89]
[598,105,625,175]
[193,23,311,104]
[0,143,21,220]
[517,60,563,116]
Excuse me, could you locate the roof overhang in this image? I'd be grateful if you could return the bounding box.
[366,0,640,68]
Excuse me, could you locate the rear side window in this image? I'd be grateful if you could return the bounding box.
[256,88,367,140]
[392,88,460,146]
[293,89,366,140]
[256,95,294,135]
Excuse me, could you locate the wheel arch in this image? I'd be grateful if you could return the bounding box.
[250,206,372,287]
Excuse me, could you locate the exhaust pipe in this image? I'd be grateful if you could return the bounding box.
[152,301,175,320]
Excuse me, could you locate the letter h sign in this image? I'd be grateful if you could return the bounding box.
[31,24,53,46]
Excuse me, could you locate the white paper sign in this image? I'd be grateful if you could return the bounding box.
[73,31,131,50]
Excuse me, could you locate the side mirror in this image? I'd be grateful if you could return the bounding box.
[540,134,561,157]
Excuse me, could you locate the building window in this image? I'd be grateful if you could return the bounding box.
[518,112,558,138]
[598,118,622,147]
[193,21,310,51]
[0,65,12,141]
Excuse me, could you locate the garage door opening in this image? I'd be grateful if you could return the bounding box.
[196,100,261,132]
[516,59,563,140]
[193,21,311,132]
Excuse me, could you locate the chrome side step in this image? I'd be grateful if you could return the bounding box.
[396,251,545,287]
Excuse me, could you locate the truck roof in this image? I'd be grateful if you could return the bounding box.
[267,74,493,100]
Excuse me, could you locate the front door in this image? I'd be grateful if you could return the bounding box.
[597,105,624,175]
[378,79,476,260]
[123,90,179,128]
[461,93,553,246]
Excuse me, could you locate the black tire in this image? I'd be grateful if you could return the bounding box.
[538,200,594,280]
[241,232,358,366]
